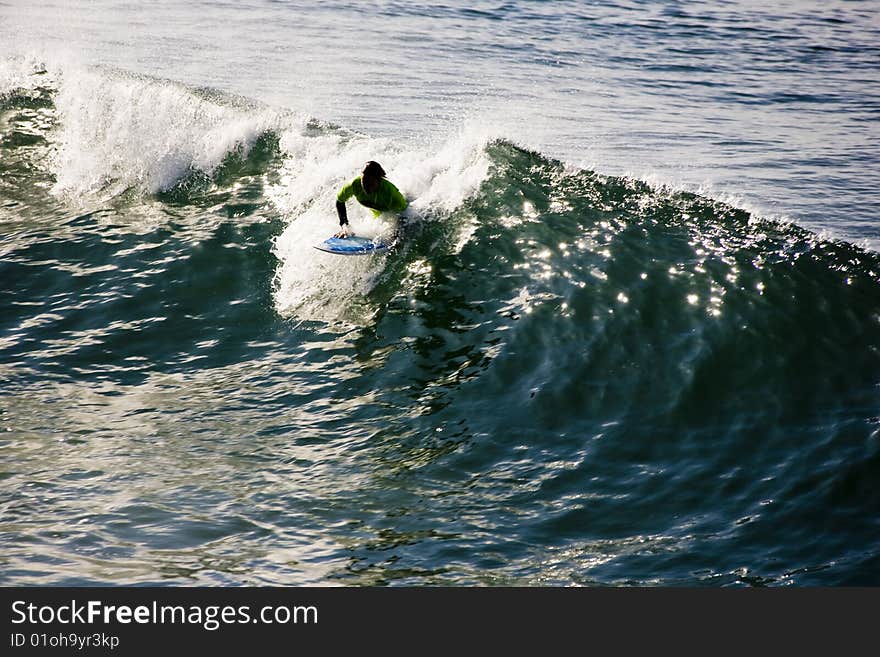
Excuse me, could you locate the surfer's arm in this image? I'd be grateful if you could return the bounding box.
[333,201,351,237]
[335,200,348,226]
[336,180,357,227]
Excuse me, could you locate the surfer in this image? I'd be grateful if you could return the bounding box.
[334,161,408,237]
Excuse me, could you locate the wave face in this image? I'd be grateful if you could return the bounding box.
[2,63,879,586]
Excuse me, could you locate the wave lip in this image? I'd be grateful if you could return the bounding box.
[38,64,288,200]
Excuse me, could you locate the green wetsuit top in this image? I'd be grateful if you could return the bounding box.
[336,177,408,219]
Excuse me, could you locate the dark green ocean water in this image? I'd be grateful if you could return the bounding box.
[2,70,879,586]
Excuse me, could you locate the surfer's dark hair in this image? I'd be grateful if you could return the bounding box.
[363,161,386,179]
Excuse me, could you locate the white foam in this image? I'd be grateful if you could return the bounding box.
[0,55,50,97]
[47,64,285,200]
[269,123,495,322]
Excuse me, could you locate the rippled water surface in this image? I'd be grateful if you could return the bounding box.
[1,1,879,585]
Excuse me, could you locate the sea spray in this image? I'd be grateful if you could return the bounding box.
[48,65,284,200]
[270,123,494,321]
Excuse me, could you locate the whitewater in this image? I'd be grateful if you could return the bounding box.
[1,1,879,585]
